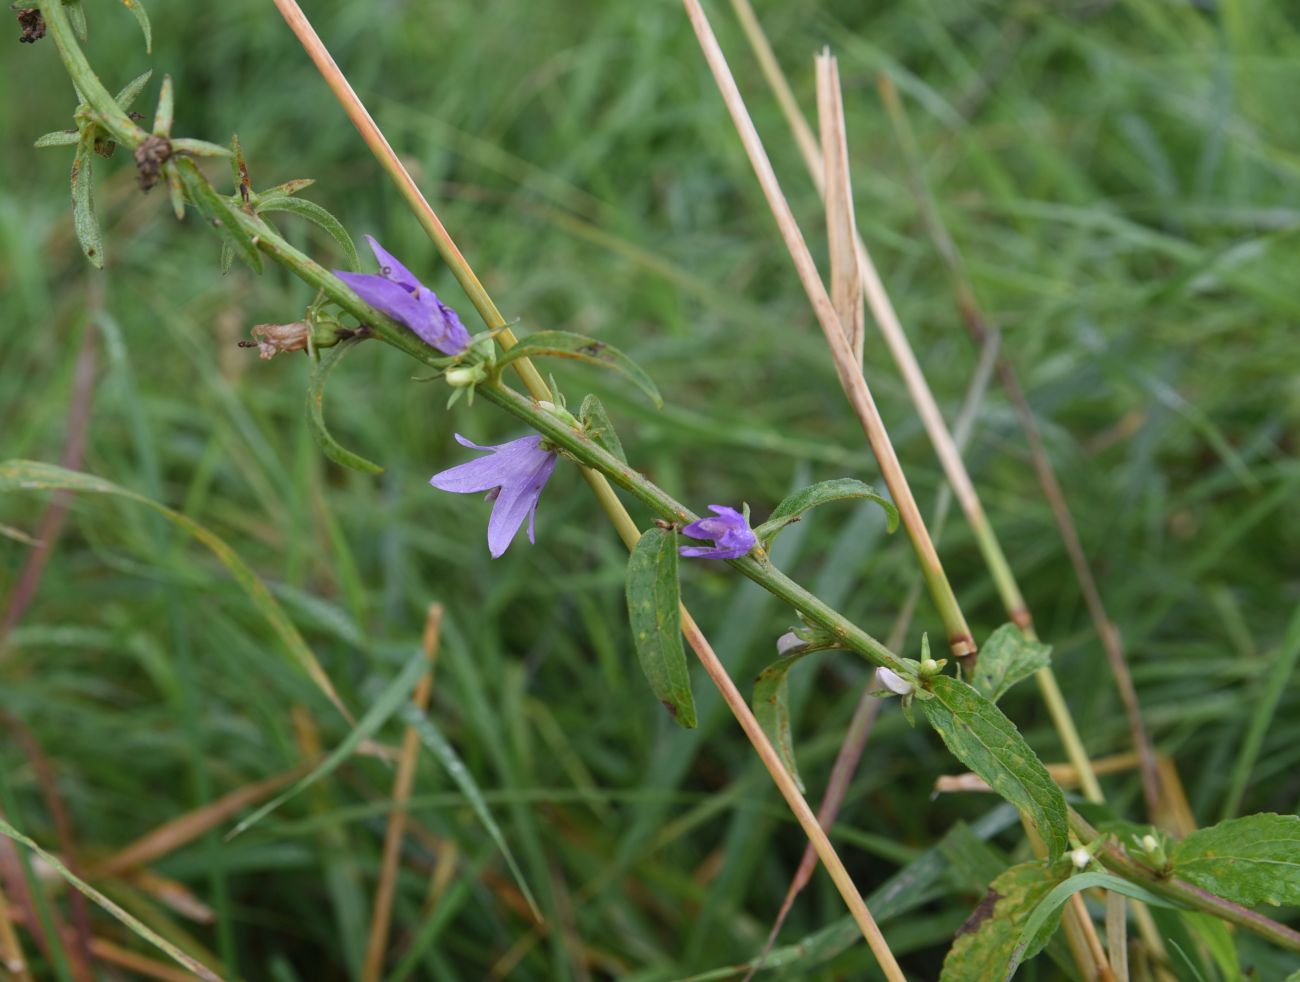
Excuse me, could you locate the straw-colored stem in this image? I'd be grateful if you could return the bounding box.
[362,604,443,982]
[268,0,893,964]
[0,883,31,982]
[874,70,1161,819]
[723,0,1102,803]
[683,0,975,665]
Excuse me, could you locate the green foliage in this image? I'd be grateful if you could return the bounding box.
[69,125,102,268]
[495,330,663,407]
[971,624,1051,703]
[920,676,1069,856]
[307,341,385,474]
[257,195,361,272]
[174,156,263,272]
[754,477,898,544]
[751,645,821,792]
[579,393,627,463]
[1171,813,1300,907]
[939,859,1072,982]
[626,526,696,727]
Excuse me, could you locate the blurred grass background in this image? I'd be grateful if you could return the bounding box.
[2,0,1298,978]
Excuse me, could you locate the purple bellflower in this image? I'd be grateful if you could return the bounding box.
[679,505,756,560]
[429,434,558,558]
[334,235,472,356]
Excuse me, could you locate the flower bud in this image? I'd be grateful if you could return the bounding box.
[446,365,486,388]
[876,667,914,696]
[920,658,940,676]
[1070,848,1091,870]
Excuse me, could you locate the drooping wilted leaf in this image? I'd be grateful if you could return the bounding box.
[920,675,1069,856]
[626,527,695,727]
[496,331,662,407]
[308,342,383,474]
[1171,813,1300,907]
[972,624,1051,703]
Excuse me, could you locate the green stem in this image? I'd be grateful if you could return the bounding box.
[476,384,908,674]
[1069,809,1300,953]
[37,0,146,146]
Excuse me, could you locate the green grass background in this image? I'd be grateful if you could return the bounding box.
[2,0,1298,978]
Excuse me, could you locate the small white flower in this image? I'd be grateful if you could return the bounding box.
[1140,834,1159,854]
[1070,848,1091,870]
[776,632,802,656]
[876,667,914,696]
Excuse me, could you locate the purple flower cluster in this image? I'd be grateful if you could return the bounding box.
[334,236,471,356]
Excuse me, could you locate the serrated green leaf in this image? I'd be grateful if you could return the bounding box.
[752,646,823,792]
[939,859,1072,982]
[497,331,662,408]
[626,527,695,727]
[1171,813,1300,907]
[0,816,220,980]
[308,342,383,475]
[122,0,151,53]
[228,646,428,838]
[258,195,361,272]
[755,478,898,543]
[66,0,87,41]
[71,128,103,268]
[1006,871,1183,978]
[153,74,173,137]
[171,137,233,159]
[113,68,153,111]
[400,703,542,923]
[578,394,626,464]
[0,460,347,719]
[972,624,1052,703]
[920,675,1069,856]
[175,158,262,273]
[35,130,81,148]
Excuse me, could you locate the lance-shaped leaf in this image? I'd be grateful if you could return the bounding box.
[308,342,383,475]
[153,74,173,137]
[164,160,185,221]
[578,394,626,464]
[258,195,361,272]
[496,331,662,408]
[261,177,316,198]
[752,644,827,792]
[122,0,151,53]
[174,158,262,273]
[939,859,1072,982]
[754,478,898,545]
[626,527,695,727]
[171,138,233,159]
[1170,813,1300,907]
[71,126,104,268]
[920,675,1069,856]
[1005,871,1183,978]
[972,624,1051,703]
[0,460,348,719]
[114,69,154,112]
[35,130,80,148]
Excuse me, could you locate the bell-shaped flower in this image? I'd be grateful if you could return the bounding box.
[679,505,756,560]
[429,434,557,558]
[334,235,471,356]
